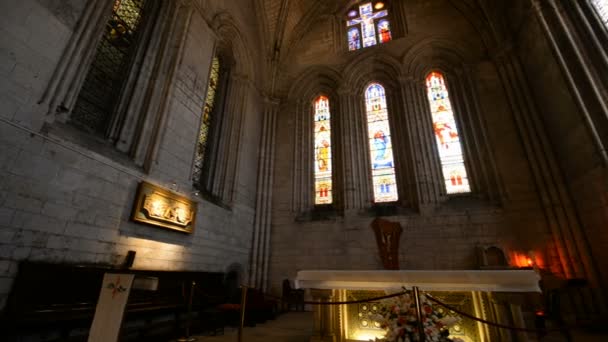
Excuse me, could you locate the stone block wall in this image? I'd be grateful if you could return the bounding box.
[267,0,554,295]
[0,0,264,310]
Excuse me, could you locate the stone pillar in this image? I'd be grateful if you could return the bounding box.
[399,77,443,209]
[249,97,279,291]
[310,289,337,342]
[338,88,370,212]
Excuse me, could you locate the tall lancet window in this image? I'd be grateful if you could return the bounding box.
[592,0,608,26]
[314,96,333,205]
[347,2,392,51]
[193,56,221,188]
[71,0,148,135]
[365,83,398,203]
[426,71,471,194]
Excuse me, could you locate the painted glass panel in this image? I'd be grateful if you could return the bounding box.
[193,57,220,185]
[365,83,398,203]
[314,96,333,205]
[377,19,392,43]
[346,2,390,50]
[71,0,146,134]
[347,27,362,51]
[426,72,471,194]
[592,0,608,26]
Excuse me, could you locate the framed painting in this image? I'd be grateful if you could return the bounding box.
[131,181,197,233]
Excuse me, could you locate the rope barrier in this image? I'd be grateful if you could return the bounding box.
[236,285,575,335]
[424,293,567,334]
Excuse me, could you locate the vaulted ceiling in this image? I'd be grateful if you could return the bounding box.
[255,0,354,60]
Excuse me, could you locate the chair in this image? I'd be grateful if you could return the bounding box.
[282,279,305,312]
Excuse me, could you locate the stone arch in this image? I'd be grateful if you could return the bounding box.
[211,12,254,80]
[401,37,473,81]
[288,66,343,103]
[288,65,344,213]
[343,51,402,94]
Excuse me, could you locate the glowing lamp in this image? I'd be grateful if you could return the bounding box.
[375,2,385,10]
[526,257,534,267]
[348,10,358,17]
[535,310,545,317]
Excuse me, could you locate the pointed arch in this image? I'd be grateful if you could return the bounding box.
[365,82,398,203]
[425,71,470,194]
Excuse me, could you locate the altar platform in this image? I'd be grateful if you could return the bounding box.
[296,270,541,342]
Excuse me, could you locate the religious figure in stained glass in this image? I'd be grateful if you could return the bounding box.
[592,0,608,26]
[347,2,391,51]
[365,83,398,203]
[348,28,362,51]
[314,96,333,205]
[426,71,471,194]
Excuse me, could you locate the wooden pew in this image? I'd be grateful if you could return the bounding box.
[1,261,226,341]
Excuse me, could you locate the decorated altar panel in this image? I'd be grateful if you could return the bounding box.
[297,270,541,342]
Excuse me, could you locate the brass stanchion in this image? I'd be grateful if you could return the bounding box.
[177,281,196,342]
[237,285,248,342]
[413,286,426,342]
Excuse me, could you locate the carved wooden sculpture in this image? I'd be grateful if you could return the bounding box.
[371,217,402,270]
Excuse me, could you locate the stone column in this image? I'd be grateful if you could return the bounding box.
[338,88,370,212]
[310,289,337,342]
[399,77,443,209]
[249,97,279,291]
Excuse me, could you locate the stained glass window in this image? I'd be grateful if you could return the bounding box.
[71,0,147,135]
[426,72,471,194]
[592,0,608,26]
[347,2,391,51]
[314,96,333,205]
[365,83,398,203]
[193,56,220,186]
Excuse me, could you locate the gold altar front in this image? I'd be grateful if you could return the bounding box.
[310,289,533,342]
[297,270,541,342]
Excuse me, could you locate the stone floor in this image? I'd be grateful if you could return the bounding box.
[192,311,314,342]
[187,311,608,342]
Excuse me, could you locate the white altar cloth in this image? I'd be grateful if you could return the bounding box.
[295,270,541,292]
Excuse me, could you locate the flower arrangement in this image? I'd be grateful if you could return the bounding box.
[372,291,463,342]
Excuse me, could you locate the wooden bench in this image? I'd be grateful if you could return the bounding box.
[1,261,226,341]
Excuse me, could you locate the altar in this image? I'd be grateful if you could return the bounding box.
[296,270,541,342]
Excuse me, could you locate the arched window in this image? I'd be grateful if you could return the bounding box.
[592,0,608,26]
[346,2,392,51]
[193,56,223,191]
[365,83,398,203]
[314,96,333,205]
[71,0,148,135]
[426,71,471,194]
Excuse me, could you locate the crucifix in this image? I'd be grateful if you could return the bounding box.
[347,2,390,49]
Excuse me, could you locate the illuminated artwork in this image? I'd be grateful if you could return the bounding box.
[347,2,391,51]
[193,56,220,186]
[592,0,608,26]
[314,96,333,205]
[132,182,197,233]
[426,71,470,194]
[365,83,398,203]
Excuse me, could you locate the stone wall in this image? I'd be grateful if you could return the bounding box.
[510,0,608,312]
[267,0,553,294]
[0,0,264,310]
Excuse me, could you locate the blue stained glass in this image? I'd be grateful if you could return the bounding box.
[346,2,391,51]
[365,83,398,203]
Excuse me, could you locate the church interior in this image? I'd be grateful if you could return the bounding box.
[1,0,608,341]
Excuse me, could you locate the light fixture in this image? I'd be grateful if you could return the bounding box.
[348,9,358,17]
[375,2,385,10]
